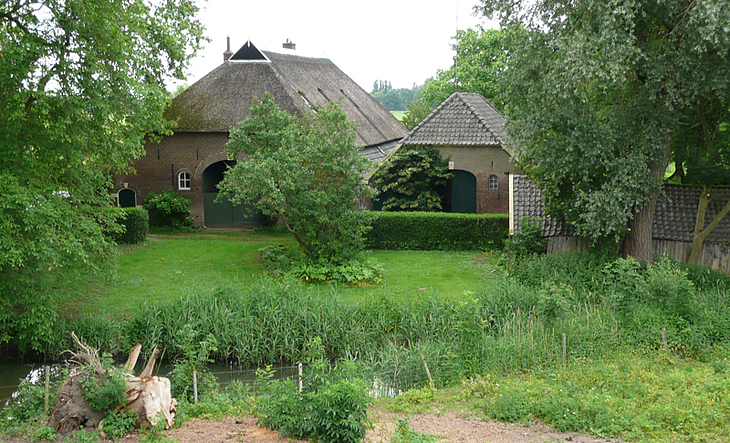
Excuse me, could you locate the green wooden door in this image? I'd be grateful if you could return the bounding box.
[203,161,260,227]
[450,170,476,213]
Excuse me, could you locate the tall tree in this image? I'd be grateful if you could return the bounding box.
[0,0,205,351]
[403,28,515,128]
[478,0,730,261]
[219,94,373,263]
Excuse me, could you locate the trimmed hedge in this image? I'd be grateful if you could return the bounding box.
[365,212,508,250]
[116,207,149,244]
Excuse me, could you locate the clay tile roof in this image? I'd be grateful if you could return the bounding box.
[399,92,510,154]
[655,185,730,243]
[512,176,730,244]
[512,175,572,236]
[164,41,407,149]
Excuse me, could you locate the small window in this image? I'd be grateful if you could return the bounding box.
[178,171,191,190]
[489,175,499,190]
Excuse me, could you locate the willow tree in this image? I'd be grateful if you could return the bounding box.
[478,0,730,261]
[0,0,205,351]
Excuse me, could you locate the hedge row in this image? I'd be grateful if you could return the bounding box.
[116,207,149,244]
[365,212,508,250]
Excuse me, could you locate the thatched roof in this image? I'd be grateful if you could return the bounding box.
[165,41,407,150]
[400,92,510,154]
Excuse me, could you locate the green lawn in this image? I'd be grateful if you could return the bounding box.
[62,231,498,316]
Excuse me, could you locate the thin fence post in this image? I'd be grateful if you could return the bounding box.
[193,370,198,403]
[298,363,303,393]
[562,333,567,366]
[420,354,434,390]
[44,365,50,414]
[662,328,668,352]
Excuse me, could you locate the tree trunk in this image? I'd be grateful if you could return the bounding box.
[622,135,672,263]
[624,195,658,262]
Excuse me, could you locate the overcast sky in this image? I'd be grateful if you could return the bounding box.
[178,0,496,92]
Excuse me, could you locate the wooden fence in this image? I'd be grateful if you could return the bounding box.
[547,236,730,273]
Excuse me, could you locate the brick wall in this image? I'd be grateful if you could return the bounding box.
[114,132,230,227]
[437,145,520,214]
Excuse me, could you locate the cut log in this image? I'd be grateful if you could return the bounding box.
[122,346,176,429]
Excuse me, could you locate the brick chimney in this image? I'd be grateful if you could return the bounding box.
[283,39,296,50]
[223,36,234,61]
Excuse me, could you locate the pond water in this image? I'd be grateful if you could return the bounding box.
[0,361,300,410]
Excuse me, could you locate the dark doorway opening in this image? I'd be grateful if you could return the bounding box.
[118,189,136,208]
[202,161,261,228]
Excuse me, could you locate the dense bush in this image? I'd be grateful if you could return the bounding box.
[143,190,194,230]
[115,207,148,244]
[257,359,371,443]
[365,212,508,250]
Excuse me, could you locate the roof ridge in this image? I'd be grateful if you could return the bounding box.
[458,94,502,144]
[400,92,461,144]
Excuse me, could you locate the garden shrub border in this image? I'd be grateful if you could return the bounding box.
[365,212,508,250]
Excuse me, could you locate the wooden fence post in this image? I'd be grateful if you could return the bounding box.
[44,365,50,414]
[193,370,198,403]
[662,328,668,352]
[420,354,434,390]
[298,363,303,393]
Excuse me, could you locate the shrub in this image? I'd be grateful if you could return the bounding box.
[366,212,508,250]
[80,368,127,412]
[257,359,372,443]
[505,215,545,259]
[101,408,137,440]
[115,207,148,244]
[144,190,193,229]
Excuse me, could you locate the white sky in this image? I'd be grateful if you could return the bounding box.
[178,0,496,91]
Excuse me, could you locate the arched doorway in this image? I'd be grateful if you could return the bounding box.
[118,189,136,208]
[447,170,477,214]
[202,161,261,228]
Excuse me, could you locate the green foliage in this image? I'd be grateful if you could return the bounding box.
[80,368,127,413]
[31,426,57,442]
[102,408,137,440]
[389,417,438,443]
[480,353,730,442]
[421,28,514,112]
[65,429,100,443]
[505,216,545,260]
[479,0,730,255]
[115,207,149,244]
[371,80,422,111]
[144,191,194,230]
[220,93,373,263]
[0,0,205,352]
[258,245,383,285]
[366,212,508,250]
[257,359,372,443]
[370,146,452,212]
[2,379,51,423]
[169,325,219,401]
[388,387,436,414]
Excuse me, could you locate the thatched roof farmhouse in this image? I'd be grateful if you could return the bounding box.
[113,40,407,228]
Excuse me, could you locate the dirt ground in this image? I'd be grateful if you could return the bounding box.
[109,410,622,443]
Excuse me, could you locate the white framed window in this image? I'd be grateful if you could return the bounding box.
[489,175,499,190]
[178,171,191,190]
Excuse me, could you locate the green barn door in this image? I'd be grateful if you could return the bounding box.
[450,170,476,213]
[203,161,260,228]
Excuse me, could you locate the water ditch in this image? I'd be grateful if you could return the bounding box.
[0,361,300,411]
[0,360,407,411]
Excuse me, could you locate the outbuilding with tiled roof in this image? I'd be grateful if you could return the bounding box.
[397,92,520,214]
